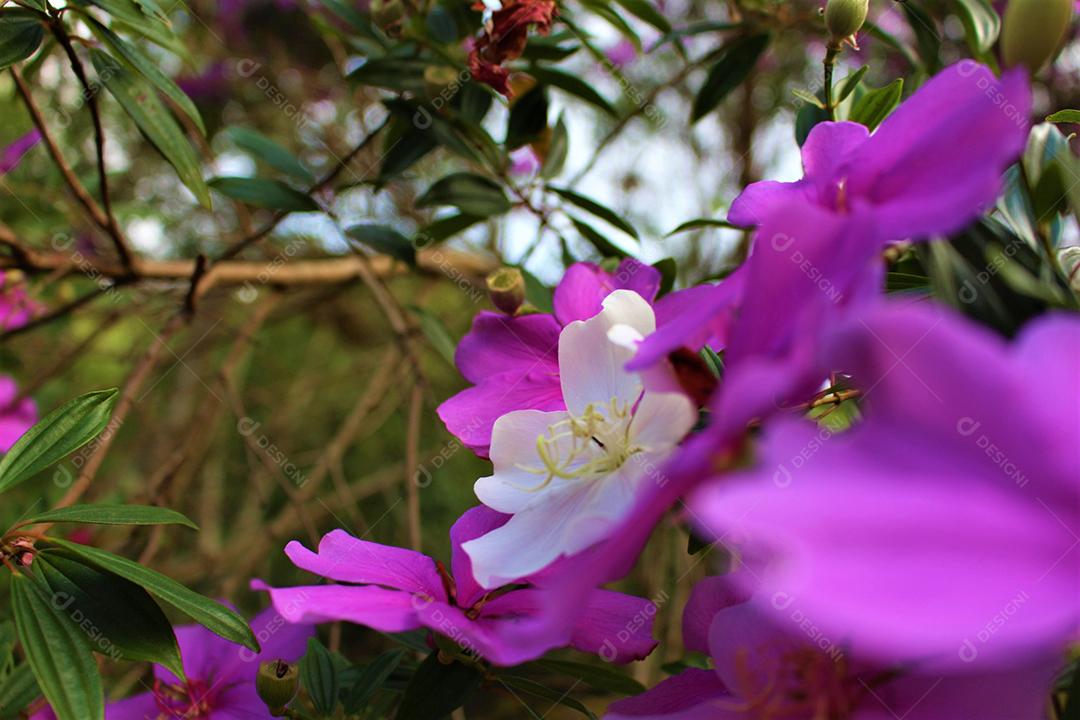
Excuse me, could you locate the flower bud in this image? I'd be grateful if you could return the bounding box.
[486,267,526,315]
[824,0,869,44]
[1002,0,1073,73]
[256,660,299,716]
[424,66,460,99]
[370,0,405,31]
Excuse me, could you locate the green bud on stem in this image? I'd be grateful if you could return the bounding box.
[824,0,869,45]
[486,267,526,315]
[256,660,299,716]
[1002,0,1073,73]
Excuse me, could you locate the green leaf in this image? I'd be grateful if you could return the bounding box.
[613,0,671,33]
[18,504,197,529]
[417,173,511,217]
[44,538,258,651]
[653,20,740,50]
[549,186,638,239]
[691,33,770,122]
[0,389,117,496]
[90,49,211,208]
[666,217,745,235]
[0,663,39,718]
[409,306,456,366]
[209,177,317,212]
[539,114,569,180]
[519,266,553,313]
[849,78,904,131]
[527,67,617,117]
[74,0,184,56]
[300,638,339,717]
[570,216,630,259]
[34,550,185,679]
[791,87,825,109]
[395,652,480,720]
[224,128,314,183]
[901,2,941,72]
[378,122,438,182]
[836,66,868,103]
[495,675,597,719]
[1047,110,1080,125]
[0,10,44,70]
[11,574,103,720]
[415,213,483,245]
[534,659,646,695]
[85,20,205,135]
[343,649,405,713]
[506,85,549,150]
[956,0,1000,55]
[652,257,676,296]
[347,224,416,265]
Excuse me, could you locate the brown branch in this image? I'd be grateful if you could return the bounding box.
[404,381,423,551]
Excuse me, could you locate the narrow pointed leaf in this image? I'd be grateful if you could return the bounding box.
[18,505,197,529]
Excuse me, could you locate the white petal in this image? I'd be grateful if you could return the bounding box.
[631,391,697,450]
[559,290,653,415]
[476,409,575,513]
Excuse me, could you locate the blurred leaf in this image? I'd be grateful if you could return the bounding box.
[901,2,940,72]
[0,389,117,496]
[395,652,480,720]
[956,0,1000,56]
[691,33,770,122]
[209,177,318,212]
[379,122,439,182]
[416,213,483,244]
[550,186,638,239]
[0,10,44,70]
[11,574,103,720]
[300,638,339,717]
[666,217,744,235]
[19,505,196,529]
[570,216,630,258]
[614,0,671,33]
[35,550,184,679]
[533,659,645,695]
[425,4,457,43]
[495,675,597,719]
[1047,110,1080,124]
[86,20,205,135]
[539,114,569,179]
[349,57,432,92]
[46,538,258,651]
[224,128,314,183]
[409,306,457,366]
[652,257,676,296]
[506,85,549,149]
[1062,662,1080,720]
[654,20,739,50]
[0,663,39,718]
[343,650,405,713]
[528,67,617,117]
[848,78,903,131]
[347,224,416,265]
[417,173,511,217]
[91,49,211,208]
[74,0,185,56]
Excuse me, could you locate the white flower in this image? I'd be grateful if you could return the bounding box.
[463,290,697,589]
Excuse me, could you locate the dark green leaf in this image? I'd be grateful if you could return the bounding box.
[18,505,196,529]
[300,638,338,717]
[956,0,1000,55]
[534,659,645,695]
[417,173,511,217]
[425,4,457,43]
[76,0,184,55]
[901,2,941,72]
[613,0,671,33]
[528,67,617,117]
[836,66,868,103]
[85,20,205,135]
[209,177,318,212]
[91,49,211,208]
[0,389,117,495]
[347,224,416,265]
[519,266,553,313]
[795,100,829,146]
[349,57,431,93]
[45,538,258,651]
[343,649,405,713]
[666,217,745,235]
[550,186,638,239]
[506,85,548,150]
[570,216,629,258]
[224,128,313,183]
[0,663,39,718]
[652,257,676,296]
[848,78,903,131]
[379,123,438,182]
[691,33,770,122]
[35,550,184,679]
[11,574,103,720]
[415,213,483,245]
[395,652,480,720]
[0,10,44,70]
[653,20,739,50]
[495,675,596,719]
[540,114,569,180]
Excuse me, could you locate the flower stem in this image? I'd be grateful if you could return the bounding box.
[823,41,841,121]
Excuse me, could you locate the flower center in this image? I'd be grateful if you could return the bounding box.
[723,645,864,720]
[152,678,215,719]
[517,397,643,489]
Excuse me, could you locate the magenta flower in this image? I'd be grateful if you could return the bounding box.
[437,259,660,457]
[0,377,36,453]
[688,301,1080,670]
[257,505,659,666]
[0,130,41,175]
[608,574,1061,719]
[33,606,312,720]
[0,275,39,331]
[633,62,1032,427]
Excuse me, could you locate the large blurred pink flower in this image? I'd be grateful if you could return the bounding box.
[0,378,35,452]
